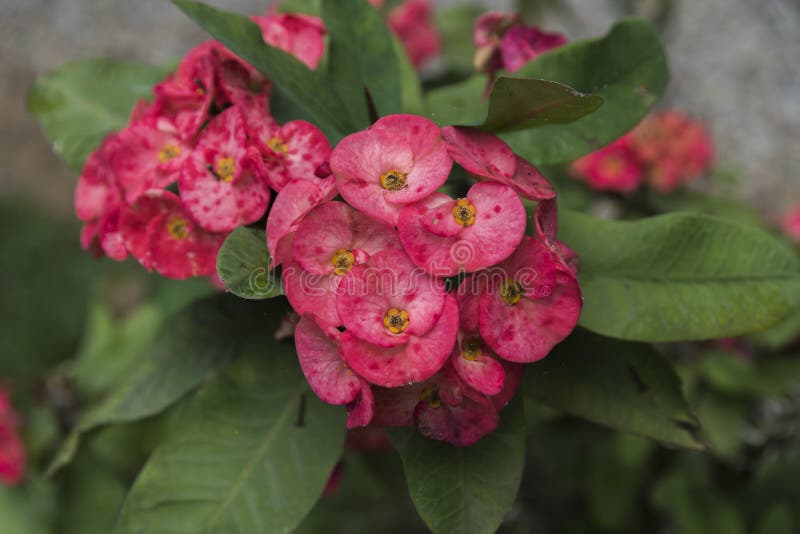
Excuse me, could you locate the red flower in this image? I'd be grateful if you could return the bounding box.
[120,190,226,279]
[0,389,25,486]
[252,13,326,70]
[571,135,644,193]
[179,107,271,233]
[388,0,441,68]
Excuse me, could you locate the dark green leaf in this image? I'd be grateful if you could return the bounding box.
[48,294,289,475]
[388,395,525,534]
[427,76,602,133]
[505,17,667,165]
[172,0,353,142]
[216,226,281,299]
[482,77,602,132]
[27,59,168,170]
[323,0,402,127]
[645,190,765,227]
[525,329,704,449]
[394,35,425,115]
[115,345,346,534]
[559,210,800,341]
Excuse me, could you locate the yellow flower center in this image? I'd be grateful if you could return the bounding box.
[383,308,410,334]
[500,279,523,306]
[420,385,442,408]
[331,249,356,276]
[166,216,190,240]
[379,169,408,191]
[461,338,483,361]
[215,156,236,182]
[158,144,182,163]
[599,155,625,178]
[452,198,477,227]
[267,136,288,156]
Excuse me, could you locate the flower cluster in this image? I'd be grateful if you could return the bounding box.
[572,110,715,194]
[0,389,25,486]
[283,115,582,446]
[75,12,330,279]
[473,11,567,77]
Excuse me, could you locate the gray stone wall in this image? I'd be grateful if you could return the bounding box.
[1,0,797,215]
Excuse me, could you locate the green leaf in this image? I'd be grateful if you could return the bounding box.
[72,302,162,398]
[525,329,704,450]
[559,210,800,341]
[394,35,425,115]
[429,77,602,133]
[115,345,346,534]
[48,294,289,475]
[0,479,56,534]
[28,58,168,171]
[505,17,667,165]
[172,0,353,143]
[388,395,525,534]
[322,0,402,127]
[216,226,282,299]
[481,77,603,132]
[645,190,766,227]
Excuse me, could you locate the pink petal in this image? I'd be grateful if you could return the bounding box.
[295,317,362,405]
[283,261,342,326]
[509,156,556,201]
[414,392,498,447]
[339,294,458,387]
[419,197,462,238]
[473,11,518,47]
[371,383,428,427]
[441,126,516,182]
[500,24,567,73]
[387,0,441,68]
[266,177,337,266]
[346,381,375,428]
[97,206,128,261]
[253,13,326,70]
[449,338,506,396]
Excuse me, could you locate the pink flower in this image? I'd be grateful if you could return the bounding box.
[107,118,190,203]
[0,389,25,486]
[441,126,555,201]
[214,46,273,134]
[371,362,520,446]
[472,12,565,75]
[331,114,452,225]
[336,248,458,387]
[294,317,374,428]
[179,107,271,233]
[252,13,326,70]
[249,119,332,192]
[151,41,219,141]
[460,235,582,363]
[397,181,527,276]
[266,177,337,267]
[283,201,400,326]
[120,189,226,279]
[500,24,568,73]
[571,136,644,193]
[388,0,441,68]
[629,111,715,192]
[75,136,126,259]
[782,206,800,244]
